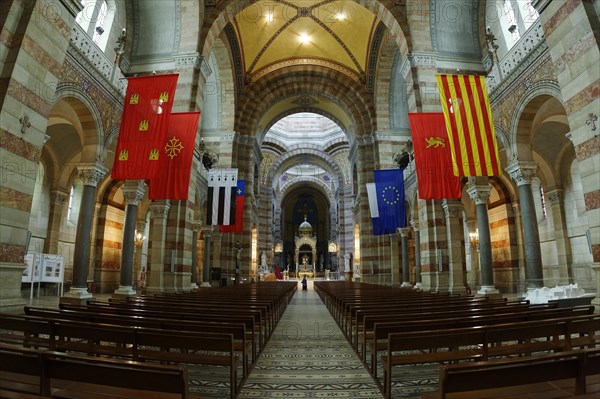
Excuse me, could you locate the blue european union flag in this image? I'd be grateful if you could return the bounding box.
[372,169,406,235]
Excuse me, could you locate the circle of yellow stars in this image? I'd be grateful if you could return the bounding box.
[381,185,401,205]
[164,136,183,159]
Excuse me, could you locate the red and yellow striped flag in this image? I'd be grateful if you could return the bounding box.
[436,74,501,176]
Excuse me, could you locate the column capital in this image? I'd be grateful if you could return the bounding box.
[50,189,69,205]
[136,221,146,232]
[398,227,411,237]
[192,220,203,231]
[149,201,171,219]
[466,219,478,231]
[121,180,146,206]
[201,225,215,237]
[546,188,562,206]
[506,161,537,186]
[409,219,419,230]
[77,163,108,187]
[442,199,462,219]
[467,180,492,205]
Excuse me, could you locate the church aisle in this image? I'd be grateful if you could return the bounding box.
[236,280,383,398]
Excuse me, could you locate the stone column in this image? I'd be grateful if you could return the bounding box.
[43,190,69,254]
[511,202,526,287]
[146,201,170,294]
[442,199,467,294]
[114,181,145,296]
[507,161,543,290]
[64,163,108,300]
[399,228,412,287]
[190,221,202,289]
[467,178,499,295]
[201,226,214,287]
[410,220,422,289]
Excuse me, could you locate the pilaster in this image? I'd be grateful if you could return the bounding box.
[442,199,467,294]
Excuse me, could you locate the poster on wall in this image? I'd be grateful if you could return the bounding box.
[22,253,42,283]
[41,254,65,283]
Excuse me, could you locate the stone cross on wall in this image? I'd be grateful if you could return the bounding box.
[586,113,598,131]
[19,114,31,135]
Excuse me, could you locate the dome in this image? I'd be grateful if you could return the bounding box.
[298,216,313,236]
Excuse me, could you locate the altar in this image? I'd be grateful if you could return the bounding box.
[297,254,315,279]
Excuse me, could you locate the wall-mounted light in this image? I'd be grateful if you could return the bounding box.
[469,229,479,247]
[135,230,145,247]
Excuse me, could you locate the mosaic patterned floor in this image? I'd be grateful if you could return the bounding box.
[188,281,439,398]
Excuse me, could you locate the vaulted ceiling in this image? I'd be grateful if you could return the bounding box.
[233,0,377,81]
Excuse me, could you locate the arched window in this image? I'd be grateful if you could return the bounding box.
[67,181,83,224]
[504,0,520,42]
[75,0,116,51]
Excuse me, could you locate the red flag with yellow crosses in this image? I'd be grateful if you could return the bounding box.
[148,112,200,200]
[112,74,178,180]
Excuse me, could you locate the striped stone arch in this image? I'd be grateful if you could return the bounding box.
[508,80,564,160]
[236,66,375,138]
[54,83,105,161]
[260,108,349,141]
[279,176,334,200]
[268,146,344,190]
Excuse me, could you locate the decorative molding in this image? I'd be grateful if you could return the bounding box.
[50,190,69,205]
[68,24,127,97]
[366,22,386,93]
[224,24,245,92]
[489,21,548,99]
[467,182,492,205]
[150,202,171,219]
[333,152,351,185]
[173,53,207,72]
[121,180,146,206]
[59,0,84,17]
[77,163,108,187]
[442,200,462,219]
[260,153,277,184]
[506,161,538,187]
[250,58,361,84]
[546,190,562,206]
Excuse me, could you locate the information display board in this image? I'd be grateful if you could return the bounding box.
[22,253,65,298]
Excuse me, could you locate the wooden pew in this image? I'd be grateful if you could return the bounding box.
[0,314,241,399]
[365,306,595,373]
[380,317,600,399]
[59,302,262,358]
[24,306,252,378]
[425,349,600,399]
[0,344,199,398]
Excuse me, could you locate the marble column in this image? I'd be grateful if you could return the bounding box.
[146,201,170,294]
[114,181,145,296]
[190,221,202,289]
[201,226,214,287]
[467,178,499,295]
[399,228,412,287]
[410,220,422,289]
[442,199,467,294]
[507,161,543,290]
[64,163,108,300]
[43,190,69,254]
